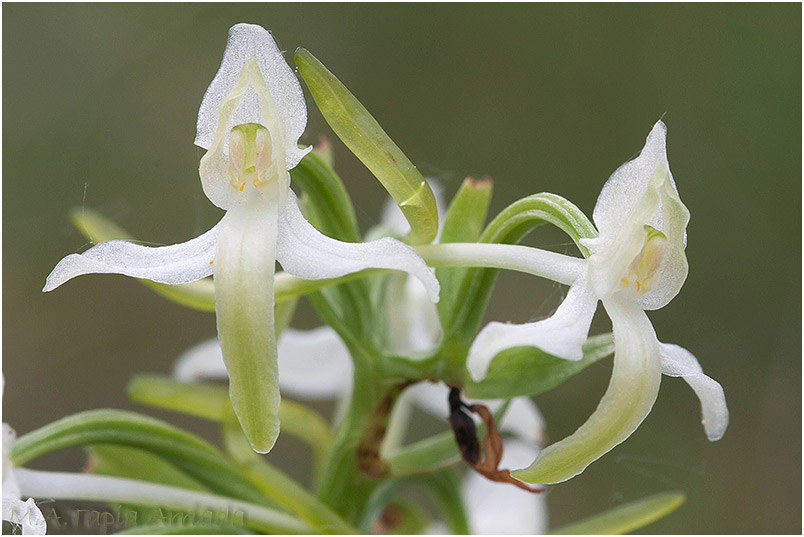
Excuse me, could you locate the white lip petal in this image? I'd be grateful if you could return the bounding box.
[43,222,220,292]
[659,342,729,441]
[462,440,547,535]
[2,498,47,535]
[277,326,353,400]
[466,270,598,381]
[195,23,309,170]
[512,297,662,484]
[275,189,440,302]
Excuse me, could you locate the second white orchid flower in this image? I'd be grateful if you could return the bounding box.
[467,121,729,484]
[43,24,439,453]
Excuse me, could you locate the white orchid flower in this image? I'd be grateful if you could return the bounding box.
[2,377,47,535]
[43,24,438,454]
[175,239,546,534]
[467,121,729,484]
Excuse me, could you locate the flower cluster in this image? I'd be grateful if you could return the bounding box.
[9,22,730,534]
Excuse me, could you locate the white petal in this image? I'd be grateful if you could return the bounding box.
[659,342,729,441]
[277,327,353,400]
[2,498,46,535]
[275,189,440,302]
[173,338,228,382]
[43,222,220,292]
[592,121,670,237]
[512,297,662,484]
[196,24,309,169]
[462,440,548,535]
[466,271,598,381]
[583,121,690,308]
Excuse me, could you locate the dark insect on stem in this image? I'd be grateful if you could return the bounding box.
[447,386,544,494]
[448,387,480,464]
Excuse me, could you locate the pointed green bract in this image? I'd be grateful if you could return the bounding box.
[437,177,493,327]
[550,491,685,534]
[294,47,438,244]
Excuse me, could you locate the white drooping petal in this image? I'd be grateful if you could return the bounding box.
[462,440,548,535]
[275,189,440,302]
[196,23,309,170]
[276,327,353,400]
[466,271,598,381]
[2,498,46,535]
[512,297,662,484]
[173,338,228,382]
[214,198,280,454]
[43,222,220,292]
[659,342,729,441]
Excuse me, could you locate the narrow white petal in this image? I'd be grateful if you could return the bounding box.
[276,189,440,302]
[173,338,228,382]
[277,327,353,400]
[659,342,729,441]
[43,222,220,292]
[466,271,598,381]
[512,297,662,484]
[2,498,46,535]
[462,440,548,535]
[196,24,309,169]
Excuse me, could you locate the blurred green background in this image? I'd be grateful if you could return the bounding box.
[3,3,800,534]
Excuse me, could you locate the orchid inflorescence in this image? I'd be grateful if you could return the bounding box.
[5,23,727,535]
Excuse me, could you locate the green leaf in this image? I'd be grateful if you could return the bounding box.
[464,333,614,399]
[88,444,209,529]
[437,177,493,327]
[220,406,358,534]
[295,47,438,245]
[127,375,334,474]
[550,491,686,534]
[116,523,252,534]
[10,409,268,506]
[89,444,207,492]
